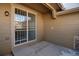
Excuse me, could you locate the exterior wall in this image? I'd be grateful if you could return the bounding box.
[44,12,79,49]
[0,4,11,55]
[0,3,79,55]
[12,4,44,42]
[0,4,44,55]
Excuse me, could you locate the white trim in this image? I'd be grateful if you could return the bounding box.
[15,39,37,47]
[11,4,37,47]
[27,11,37,43]
[27,11,28,43]
[11,4,15,48]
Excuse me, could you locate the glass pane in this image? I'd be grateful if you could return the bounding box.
[28,13,36,41]
[15,8,27,45]
[15,41,20,45]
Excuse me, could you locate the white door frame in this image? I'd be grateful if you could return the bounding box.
[11,4,37,48]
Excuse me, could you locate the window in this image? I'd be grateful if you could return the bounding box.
[28,13,36,41]
[15,8,36,45]
[15,8,27,45]
[62,3,79,10]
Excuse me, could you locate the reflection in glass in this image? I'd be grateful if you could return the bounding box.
[28,13,36,41]
[15,8,36,45]
[15,8,27,45]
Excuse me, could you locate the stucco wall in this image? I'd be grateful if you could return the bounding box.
[12,4,44,42]
[44,12,79,49]
[1,3,79,55]
[0,4,44,55]
[0,4,11,55]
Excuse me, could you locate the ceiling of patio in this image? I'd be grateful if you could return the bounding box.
[21,3,62,14]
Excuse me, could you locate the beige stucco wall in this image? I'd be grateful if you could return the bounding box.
[1,3,79,55]
[44,12,79,49]
[0,4,11,55]
[0,4,44,55]
[12,4,44,42]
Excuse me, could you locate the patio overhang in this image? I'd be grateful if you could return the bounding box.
[21,3,62,19]
[42,3,56,19]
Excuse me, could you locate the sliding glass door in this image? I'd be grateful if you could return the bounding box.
[15,8,27,45]
[15,8,36,46]
[28,13,36,41]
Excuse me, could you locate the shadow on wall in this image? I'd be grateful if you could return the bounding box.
[44,12,79,49]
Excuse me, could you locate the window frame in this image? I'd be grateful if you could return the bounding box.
[11,4,37,47]
[15,8,27,45]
